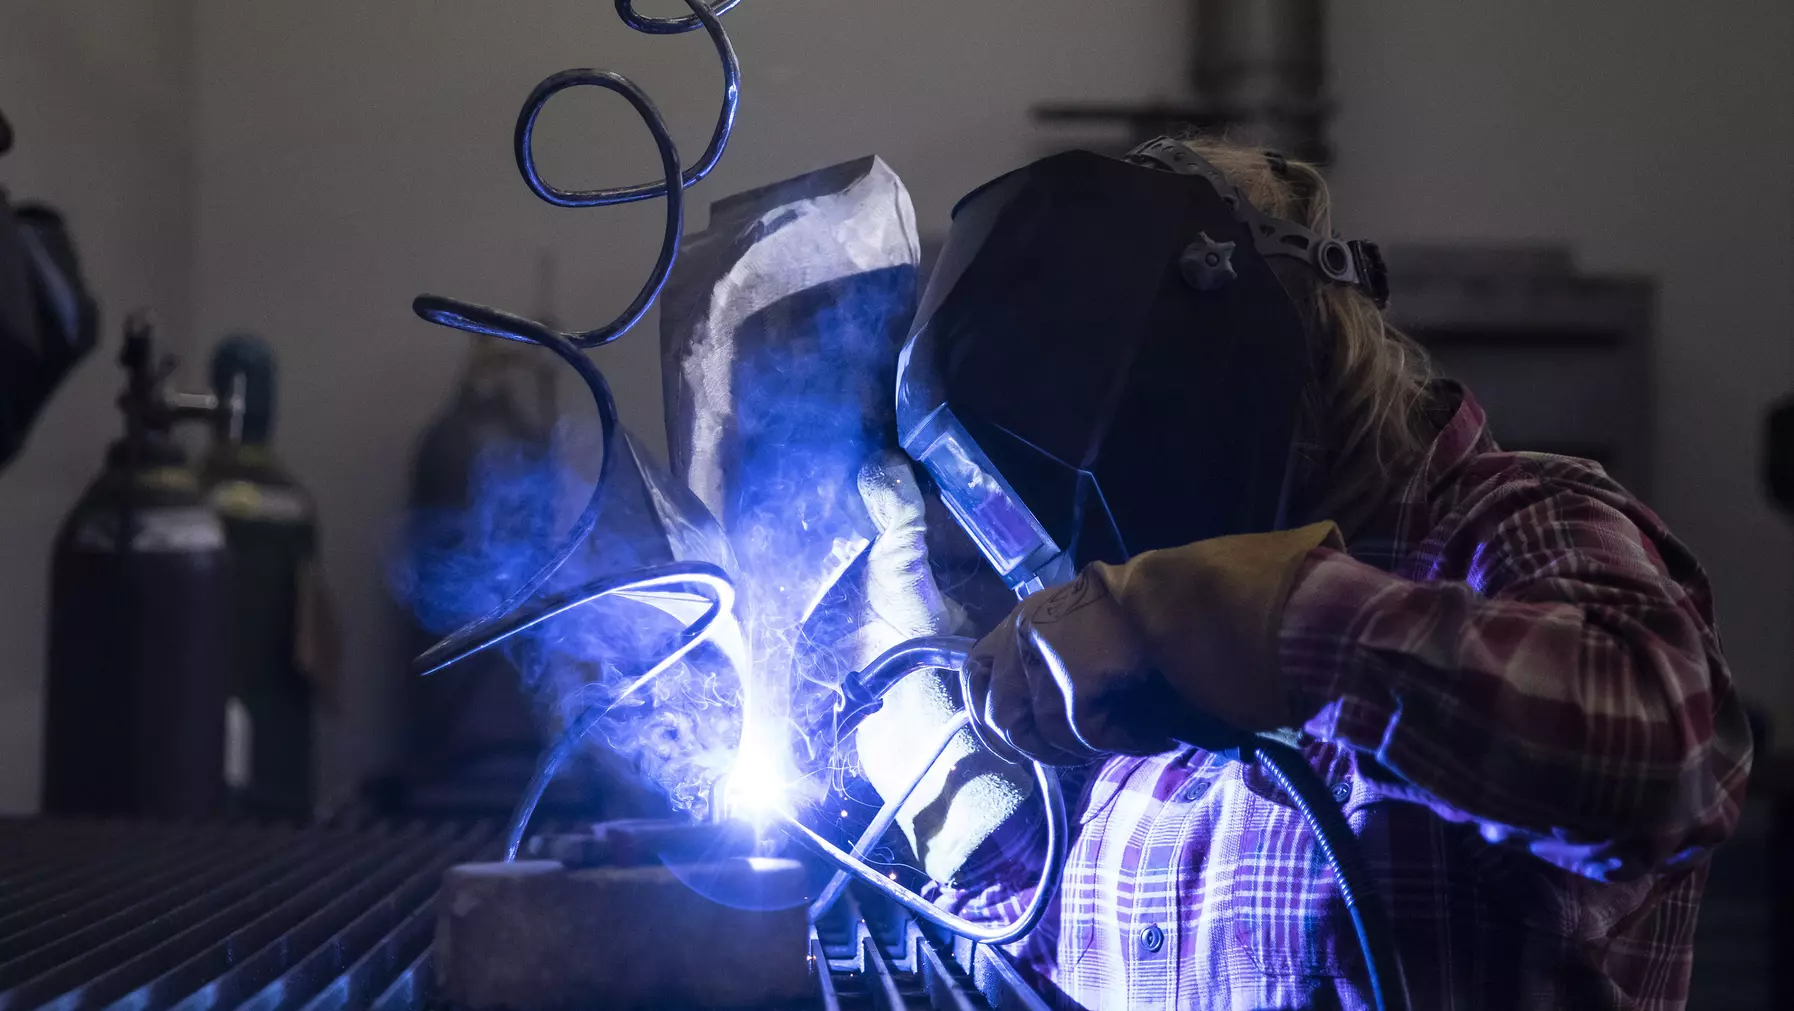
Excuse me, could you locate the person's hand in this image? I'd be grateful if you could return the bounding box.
[961,521,1345,765]
[959,567,1172,764]
[848,450,965,663]
[852,451,1034,882]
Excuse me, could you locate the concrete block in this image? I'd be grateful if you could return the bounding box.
[439,828,811,1009]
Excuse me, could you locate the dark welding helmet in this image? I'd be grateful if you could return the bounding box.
[896,138,1388,595]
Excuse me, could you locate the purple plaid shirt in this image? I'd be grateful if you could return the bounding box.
[927,387,1752,1010]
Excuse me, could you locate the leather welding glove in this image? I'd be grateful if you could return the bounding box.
[852,451,1036,883]
[962,521,1344,764]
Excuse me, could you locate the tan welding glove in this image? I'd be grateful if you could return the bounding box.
[852,451,1035,883]
[962,521,1343,763]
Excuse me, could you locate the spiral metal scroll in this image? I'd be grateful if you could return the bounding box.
[406,0,745,863]
[409,0,742,682]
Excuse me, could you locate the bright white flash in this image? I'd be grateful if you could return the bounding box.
[718,733,794,822]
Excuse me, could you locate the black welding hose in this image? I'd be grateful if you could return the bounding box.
[1254,739,1412,1011]
[837,639,1409,1009]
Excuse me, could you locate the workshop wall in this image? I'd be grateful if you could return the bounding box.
[3,1,1785,812]
[1327,1,1794,747]
[185,0,1794,803]
[0,1,198,813]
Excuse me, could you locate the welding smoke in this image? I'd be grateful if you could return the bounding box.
[394,417,745,817]
[661,155,922,792]
[396,155,923,820]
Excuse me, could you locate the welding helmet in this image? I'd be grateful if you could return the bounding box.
[896,138,1387,595]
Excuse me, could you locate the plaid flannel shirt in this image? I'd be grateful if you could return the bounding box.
[926,386,1752,1010]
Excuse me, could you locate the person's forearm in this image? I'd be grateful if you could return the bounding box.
[1280,548,1752,880]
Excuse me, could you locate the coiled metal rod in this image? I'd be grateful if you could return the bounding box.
[409,0,743,683]
[406,0,750,872]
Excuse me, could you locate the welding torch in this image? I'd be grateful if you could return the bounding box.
[769,637,1070,947]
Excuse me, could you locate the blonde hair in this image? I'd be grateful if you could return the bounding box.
[1173,135,1435,498]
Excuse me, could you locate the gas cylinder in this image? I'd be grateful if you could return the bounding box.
[400,330,558,788]
[42,315,229,818]
[379,256,646,820]
[199,333,330,818]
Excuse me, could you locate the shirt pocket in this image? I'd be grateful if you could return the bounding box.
[1062,757,1145,968]
[1228,789,1363,980]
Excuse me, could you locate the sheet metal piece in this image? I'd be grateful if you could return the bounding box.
[659,155,923,776]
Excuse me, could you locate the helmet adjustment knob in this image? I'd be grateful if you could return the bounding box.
[1180,232,1238,291]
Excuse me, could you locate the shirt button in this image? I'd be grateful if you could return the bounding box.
[1180,781,1205,802]
[1331,780,1353,803]
[1139,924,1165,953]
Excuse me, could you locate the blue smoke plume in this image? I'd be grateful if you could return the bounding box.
[394,266,916,823]
[394,429,745,818]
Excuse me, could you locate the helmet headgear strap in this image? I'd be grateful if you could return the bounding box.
[1124,137,1390,309]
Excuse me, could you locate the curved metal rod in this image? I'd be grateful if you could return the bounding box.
[411,0,745,675]
[809,711,971,920]
[432,561,733,681]
[501,564,737,860]
[617,0,743,36]
[521,2,741,207]
[410,320,620,677]
[414,0,741,350]
[412,71,681,349]
[780,759,1067,947]
[403,0,755,868]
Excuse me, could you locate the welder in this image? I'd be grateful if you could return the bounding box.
[853,135,1751,1010]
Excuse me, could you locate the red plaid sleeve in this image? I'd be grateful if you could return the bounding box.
[1279,456,1753,882]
